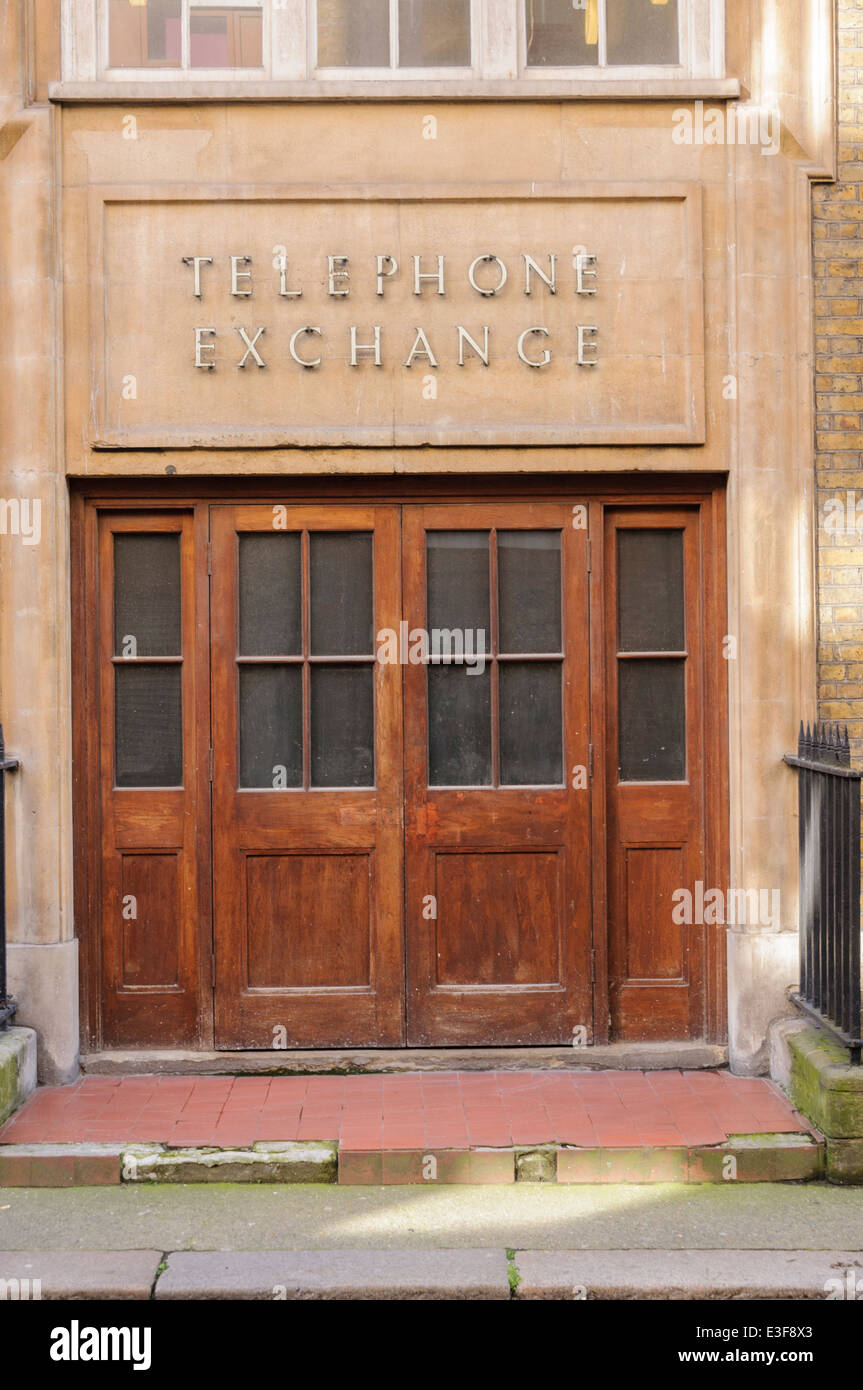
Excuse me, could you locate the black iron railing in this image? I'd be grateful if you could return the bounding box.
[785,723,862,1065]
[0,723,19,1031]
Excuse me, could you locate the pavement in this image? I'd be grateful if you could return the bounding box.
[1,1181,861,1299]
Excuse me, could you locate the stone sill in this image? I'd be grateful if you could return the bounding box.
[49,77,741,105]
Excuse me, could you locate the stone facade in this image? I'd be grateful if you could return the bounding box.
[0,1,840,1079]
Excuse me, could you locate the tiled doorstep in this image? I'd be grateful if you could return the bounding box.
[0,1132,825,1186]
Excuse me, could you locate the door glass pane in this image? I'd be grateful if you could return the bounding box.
[115,665,182,787]
[498,531,561,654]
[317,0,390,66]
[606,0,679,65]
[398,0,471,66]
[239,666,302,788]
[114,534,181,657]
[428,665,492,786]
[499,662,563,785]
[310,666,375,787]
[427,531,490,640]
[525,0,599,67]
[618,529,685,652]
[239,533,302,657]
[618,659,686,781]
[310,533,374,656]
[109,0,181,67]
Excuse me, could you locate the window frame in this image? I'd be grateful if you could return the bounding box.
[70,0,725,85]
[520,0,688,80]
[101,0,270,78]
[312,0,480,80]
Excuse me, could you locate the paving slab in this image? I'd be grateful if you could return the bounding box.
[155,1248,510,1299]
[514,1249,863,1300]
[0,1250,163,1299]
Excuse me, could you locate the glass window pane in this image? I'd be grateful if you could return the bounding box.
[311,666,375,787]
[607,0,679,65]
[114,534,181,657]
[618,529,685,653]
[428,665,491,786]
[499,662,563,785]
[239,666,302,789]
[498,531,561,654]
[525,0,599,67]
[398,0,471,66]
[317,0,390,66]
[109,0,181,67]
[239,533,302,657]
[115,665,182,788]
[310,533,374,656]
[427,532,490,644]
[190,7,263,68]
[618,659,686,781]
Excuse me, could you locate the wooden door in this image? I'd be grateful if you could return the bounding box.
[604,508,707,1039]
[97,511,209,1046]
[403,504,593,1045]
[210,504,404,1048]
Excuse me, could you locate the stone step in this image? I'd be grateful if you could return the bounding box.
[3,1248,859,1300]
[0,1132,825,1186]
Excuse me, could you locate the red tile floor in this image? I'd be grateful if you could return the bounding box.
[0,1070,810,1151]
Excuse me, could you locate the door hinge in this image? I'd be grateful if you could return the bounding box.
[590,948,596,984]
[211,953,217,988]
[588,743,594,779]
[207,541,212,575]
[208,747,214,782]
[586,536,591,573]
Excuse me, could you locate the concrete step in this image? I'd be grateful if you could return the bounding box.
[0,1132,825,1186]
[2,1248,860,1300]
[80,1042,729,1075]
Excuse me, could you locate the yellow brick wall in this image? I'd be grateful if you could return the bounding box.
[815,0,863,759]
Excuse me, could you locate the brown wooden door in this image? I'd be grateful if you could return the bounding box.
[403,504,593,1045]
[210,504,404,1047]
[604,508,707,1039]
[97,511,210,1047]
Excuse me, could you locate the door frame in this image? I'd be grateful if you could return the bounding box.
[71,473,728,1052]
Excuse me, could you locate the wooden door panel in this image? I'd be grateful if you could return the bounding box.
[211,503,404,1048]
[98,512,205,1047]
[404,503,593,1046]
[605,508,707,1041]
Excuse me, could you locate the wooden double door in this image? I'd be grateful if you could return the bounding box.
[79,491,725,1051]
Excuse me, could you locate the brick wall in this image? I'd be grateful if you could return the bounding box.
[815,1,863,760]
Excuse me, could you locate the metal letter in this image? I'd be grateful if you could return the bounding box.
[456,326,490,367]
[194,327,217,369]
[522,253,557,296]
[182,255,213,298]
[278,257,303,298]
[230,255,253,297]
[576,253,598,294]
[413,255,446,296]
[468,254,508,297]
[236,326,267,369]
[517,327,551,368]
[577,325,599,365]
[376,255,399,296]
[289,326,322,369]
[328,256,350,297]
[350,326,382,366]
[404,328,438,369]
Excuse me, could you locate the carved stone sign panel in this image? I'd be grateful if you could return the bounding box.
[90,182,704,448]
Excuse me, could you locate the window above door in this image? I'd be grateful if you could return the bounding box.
[63,0,728,89]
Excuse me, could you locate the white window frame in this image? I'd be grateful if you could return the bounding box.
[99,0,271,80]
[62,0,725,85]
